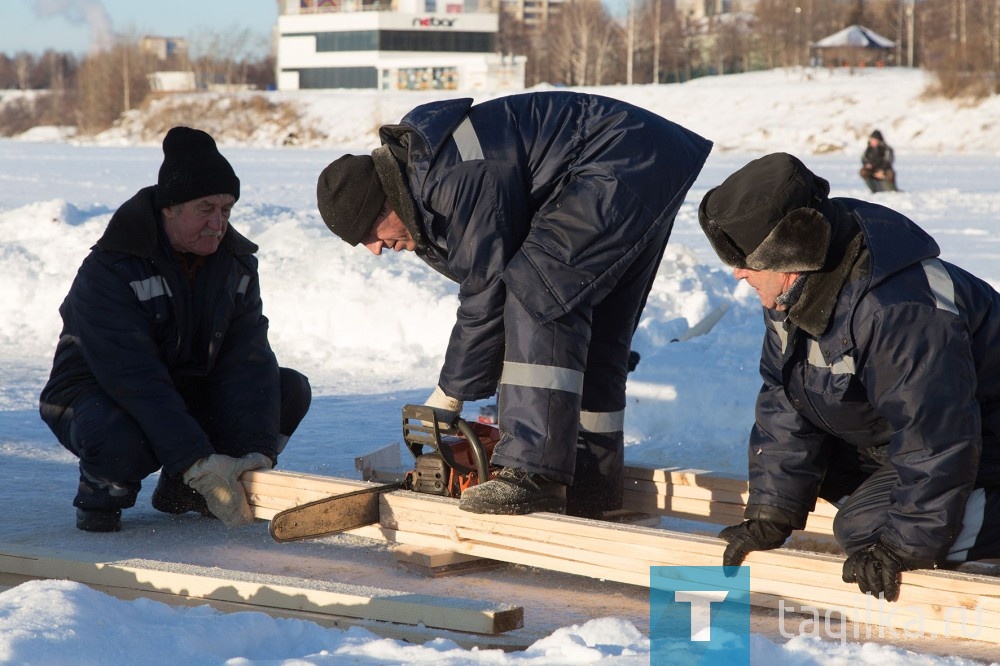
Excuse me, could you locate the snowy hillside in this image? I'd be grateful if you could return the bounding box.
[2,68,1000,664]
[12,67,999,156]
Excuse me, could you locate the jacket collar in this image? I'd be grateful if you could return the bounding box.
[97,186,258,257]
[371,145,424,247]
[786,203,865,337]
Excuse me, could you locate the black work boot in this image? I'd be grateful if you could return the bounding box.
[76,508,122,532]
[151,472,212,516]
[73,471,137,532]
[566,433,624,519]
[459,467,567,515]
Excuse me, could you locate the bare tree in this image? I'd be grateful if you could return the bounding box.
[190,28,270,89]
[753,0,795,68]
[14,53,32,90]
[0,56,13,88]
[713,13,755,74]
[631,0,665,84]
[658,10,705,82]
[919,0,1000,96]
[548,0,624,85]
[76,37,152,133]
[499,11,544,86]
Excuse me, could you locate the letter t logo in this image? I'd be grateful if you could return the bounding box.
[674,590,729,641]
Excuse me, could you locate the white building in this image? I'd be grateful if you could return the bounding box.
[276,0,525,91]
[500,0,565,27]
[673,0,757,20]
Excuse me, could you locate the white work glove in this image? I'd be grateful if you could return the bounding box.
[423,385,464,429]
[426,385,464,413]
[182,452,273,527]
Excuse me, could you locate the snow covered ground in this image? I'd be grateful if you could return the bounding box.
[2,67,1000,664]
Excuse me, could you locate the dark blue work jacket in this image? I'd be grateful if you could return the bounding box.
[379,92,712,400]
[40,187,280,475]
[748,200,1000,561]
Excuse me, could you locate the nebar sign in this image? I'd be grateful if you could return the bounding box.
[412,17,456,27]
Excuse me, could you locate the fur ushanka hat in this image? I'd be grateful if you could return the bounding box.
[698,152,832,273]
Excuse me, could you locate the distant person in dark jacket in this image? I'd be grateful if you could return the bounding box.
[859,129,897,192]
[316,92,711,516]
[699,152,1000,601]
[40,127,311,532]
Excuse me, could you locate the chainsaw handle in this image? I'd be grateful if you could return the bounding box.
[454,417,490,484]
[401,404,491,484]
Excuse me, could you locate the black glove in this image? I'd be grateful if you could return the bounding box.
[719,519,794,568]
[841,541,928,602]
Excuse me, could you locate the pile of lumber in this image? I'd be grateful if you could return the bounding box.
[11,465,996,648]
[244,466,1000,645]
[621,464,839,542]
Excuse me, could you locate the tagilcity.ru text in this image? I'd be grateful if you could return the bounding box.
[778,594,984,644]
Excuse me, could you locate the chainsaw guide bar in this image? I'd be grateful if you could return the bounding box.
[268,404,498,543]
[268,482,404,542]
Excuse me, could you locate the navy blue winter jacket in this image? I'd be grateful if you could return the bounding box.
[377,92,711,400]
[747,199,1000,562]
[39,187,281,475]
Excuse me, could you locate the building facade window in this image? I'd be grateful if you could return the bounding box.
[296,67,379,88]
[314,31,379,51]
[289,30,495,52]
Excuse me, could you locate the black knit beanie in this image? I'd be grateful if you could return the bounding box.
[316,155,386,246]
[154,127,240,208]
[698,152,832,273]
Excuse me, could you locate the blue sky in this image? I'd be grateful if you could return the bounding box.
[2,0,280,56]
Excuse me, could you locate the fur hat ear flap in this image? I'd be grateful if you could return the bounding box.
[744,208,831,272]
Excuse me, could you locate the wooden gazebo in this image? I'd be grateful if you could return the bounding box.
[811,25,896,68]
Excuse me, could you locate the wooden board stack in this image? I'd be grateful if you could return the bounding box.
[244,466,1000,646]
[621,464,839,542]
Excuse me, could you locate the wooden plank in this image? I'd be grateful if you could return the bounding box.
[393,546,505,578]
[0,571,534,651]
[622,489,837,542]
[356,522,1000,642]
[245,469,371,495]
[382,493,998,601]
[623,465,751,494]
[392,545,487,569]
[369,490,1000,642]
[621,466,839,524]
[624,476,839,519]
[0,546,522,636]
[244,468,1000,642]
[247,466,840,535]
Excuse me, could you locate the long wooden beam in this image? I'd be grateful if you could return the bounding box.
[373,491,1000,640]
[246,466,840,536]
[244,468,1000,644]
[0,545,522,637]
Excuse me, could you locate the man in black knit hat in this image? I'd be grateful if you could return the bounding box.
[40,126,311,532]
[700,152,1000,601]
[316,92,711,517]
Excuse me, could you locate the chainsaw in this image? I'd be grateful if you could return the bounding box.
[268,404,500,542]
